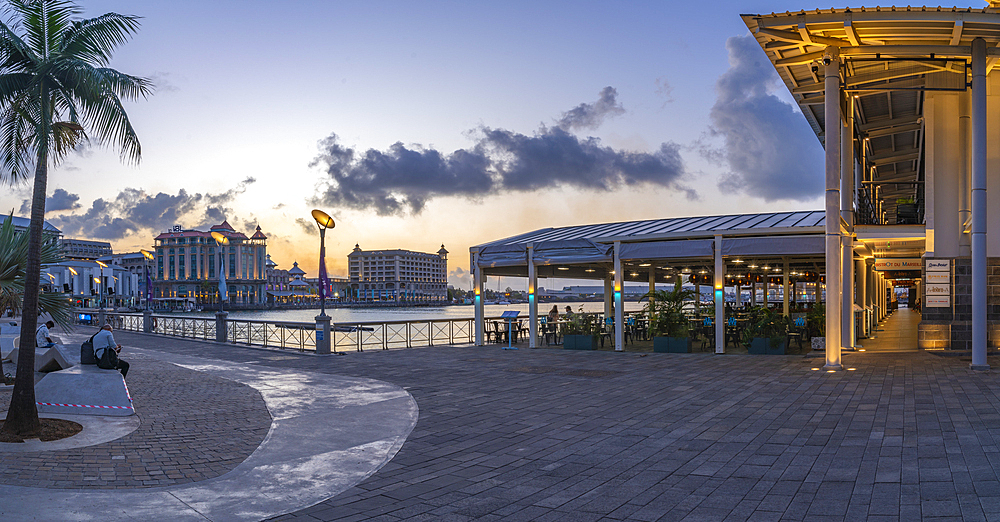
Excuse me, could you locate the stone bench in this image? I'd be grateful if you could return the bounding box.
[34,364,134,417]
[4,337,73,373]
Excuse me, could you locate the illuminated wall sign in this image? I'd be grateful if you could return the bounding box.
[926,295,951,307]
[926,259,951,271]
[926,272,950,284]
[874,258,922,271]
[926,284,949,296]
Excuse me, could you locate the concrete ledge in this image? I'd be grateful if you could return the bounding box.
[7,345,74,372]
[34,365,134,417]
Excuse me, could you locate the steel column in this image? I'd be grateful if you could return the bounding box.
[972,38,989,369]
[473,250,483,346]
[715,235,725,354]
[528,244,537,348]
[824,47,843,370]
[614,241,623,351]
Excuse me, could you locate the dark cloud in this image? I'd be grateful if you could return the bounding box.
[709,35,823,201]
[554,86,625,131]
[19,188,81,214]
[295,217,317,235]
[312,89,690,216]
[50,179,256,240]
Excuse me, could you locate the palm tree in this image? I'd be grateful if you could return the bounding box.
[0,0,150,436]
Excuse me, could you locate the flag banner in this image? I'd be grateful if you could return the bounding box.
[145,266,152,302]
[219,255,228,301]
[319,255,329,300]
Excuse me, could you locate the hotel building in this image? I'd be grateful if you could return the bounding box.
[152,220,268,306]
[348,244,449,302]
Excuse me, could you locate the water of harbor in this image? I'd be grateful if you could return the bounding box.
[180,301,646,324]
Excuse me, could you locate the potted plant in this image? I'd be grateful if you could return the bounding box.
[806,303,825,351]
[641,285,697,353]
[742,306,791,355]
[562,305,599,350]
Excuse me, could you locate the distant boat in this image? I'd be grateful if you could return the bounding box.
[497,300,512,306]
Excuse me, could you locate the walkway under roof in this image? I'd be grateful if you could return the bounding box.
[472,210,833,281]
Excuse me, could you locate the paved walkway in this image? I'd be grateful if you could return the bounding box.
[5,330,1000,521]
[858,307,921,352]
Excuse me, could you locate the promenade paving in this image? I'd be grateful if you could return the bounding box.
[3,325,1000,521]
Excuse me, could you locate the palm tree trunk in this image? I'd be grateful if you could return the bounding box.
[2,151,46,436]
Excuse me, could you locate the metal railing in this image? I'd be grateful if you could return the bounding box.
[103,312,481,352]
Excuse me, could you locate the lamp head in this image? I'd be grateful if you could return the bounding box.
[95,260,108,268]
[211,231,229,245]
[68,266,78,276]
[141,249,154,260]
[311,209,335,229]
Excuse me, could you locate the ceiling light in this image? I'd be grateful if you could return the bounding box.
[585,268,596,273]
[748,264,758,269]
[557,267,569,271]
[681,268,691,274]
[639,263,651,267]
[733,259,743,264]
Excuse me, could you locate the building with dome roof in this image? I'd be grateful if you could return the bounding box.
[152,221,268,306]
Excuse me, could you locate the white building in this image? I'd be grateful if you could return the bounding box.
[348,244,448,302]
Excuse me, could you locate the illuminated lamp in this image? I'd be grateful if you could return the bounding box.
[768,276,783,285]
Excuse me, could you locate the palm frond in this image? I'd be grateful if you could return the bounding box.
[60,12,141,66]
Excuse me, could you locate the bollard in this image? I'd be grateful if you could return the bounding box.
[216,311,228,343]
[315,315,332,354]
[142,310,153,333]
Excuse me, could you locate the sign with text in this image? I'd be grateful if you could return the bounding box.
[926,284,950,296]
[874,258,922,271]
[926,259,951,272]
[926,295,951,307]
[926,272,950,284]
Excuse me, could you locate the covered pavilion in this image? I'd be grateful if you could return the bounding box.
[470,210,894,353]
[473,4,1000,368]
[744,2,1000,369]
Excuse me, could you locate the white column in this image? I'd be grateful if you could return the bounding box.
[527,244,537,349]
[972,38,989,369]
[782,257,790,316]
[614,242,623,351]
[960,89,972,256]
[824,46,843,370]
[842,95,856,351]
[715,235,725,354]
[473,250,483,346]
[856,258,867,338]
[604,277,613,319]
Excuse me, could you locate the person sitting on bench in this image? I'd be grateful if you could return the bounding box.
[93,324,129,378]
[35,320,55,348]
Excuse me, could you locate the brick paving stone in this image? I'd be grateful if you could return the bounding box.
[10,327,1000,521]
[0,350,270,488]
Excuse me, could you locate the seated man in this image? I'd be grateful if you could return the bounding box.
[35,320,55,348]
[92,324,129,378]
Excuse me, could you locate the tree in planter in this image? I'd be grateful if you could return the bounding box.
[640,285,697,352]
[740,306,792,353]
[0,0,151,437]
[806,303,825,338]
[561,304,599,349]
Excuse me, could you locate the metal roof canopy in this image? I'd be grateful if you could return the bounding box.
[742,5,1000,226]
[471,210,828,280]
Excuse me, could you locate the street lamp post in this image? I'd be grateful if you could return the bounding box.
[312,209,335,355]
[95,260,108,327]
[211,231,230,343]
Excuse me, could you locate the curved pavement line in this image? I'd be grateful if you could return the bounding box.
[0,347,419,522]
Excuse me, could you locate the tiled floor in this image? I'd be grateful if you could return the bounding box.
[857,307,920,352]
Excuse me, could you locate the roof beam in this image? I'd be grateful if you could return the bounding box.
[860,115,922,132]
[950,19,964,46]
[844,16,863,46]
[756,26,848,47]
[865,122,923,138]
[870,151,920,165]
[775,50,826,66]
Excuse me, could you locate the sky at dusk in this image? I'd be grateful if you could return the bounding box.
[1,1,953,290]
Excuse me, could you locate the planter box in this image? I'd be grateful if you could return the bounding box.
[563,334,598,350]
[749,337,786,355]
[811,337,825,351]
[653,337,691,353]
